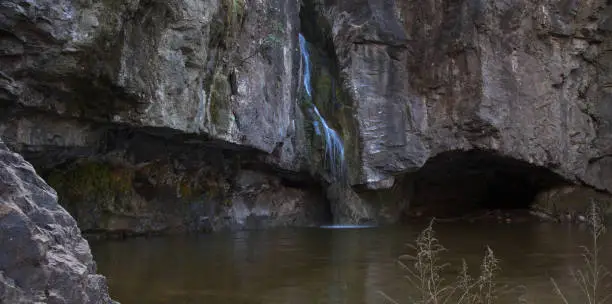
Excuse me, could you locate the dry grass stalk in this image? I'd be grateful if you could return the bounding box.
[381,219,501,304]
[551,201,612,304]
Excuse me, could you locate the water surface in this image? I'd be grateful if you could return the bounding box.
[91,222,612,303]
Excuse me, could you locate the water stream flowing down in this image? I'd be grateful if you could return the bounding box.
[298,33,346,180]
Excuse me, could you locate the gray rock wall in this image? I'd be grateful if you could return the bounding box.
[0,0,330,230]
[312,0,612,194]
[0,0,305,165]
[405,0,608,190]
[0,140,113,303]
[1,0,612,228]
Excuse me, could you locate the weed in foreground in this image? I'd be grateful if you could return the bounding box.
[551,201,612,304]
[379,219,501,304]
[382,202,611,304]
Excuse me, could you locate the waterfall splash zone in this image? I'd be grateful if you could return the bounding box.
[298,34,346,180]
[319,224,377,229]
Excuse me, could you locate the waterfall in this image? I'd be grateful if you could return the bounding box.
[299,34,313,97]
[299,33,346,180]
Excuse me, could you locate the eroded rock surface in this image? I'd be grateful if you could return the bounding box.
[2,0,612,229]
[0,0,302,155]
[533,185,612,222]
[311,0,612,194]
[0,0,330,231]
[225,170,330,229]
[0,140,113,303]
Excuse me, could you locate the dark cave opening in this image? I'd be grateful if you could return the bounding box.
[406,150,569,218]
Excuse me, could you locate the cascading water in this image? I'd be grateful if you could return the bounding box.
[299,33,346,181]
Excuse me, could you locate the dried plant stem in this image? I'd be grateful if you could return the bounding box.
[551,201,611,304]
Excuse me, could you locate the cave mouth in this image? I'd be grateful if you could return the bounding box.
[406,150,569,219]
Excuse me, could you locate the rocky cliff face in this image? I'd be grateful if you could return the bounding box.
[306,0,612,217]
[1,0,612,232]
[0,0,300,153]
[0,140,113,303]
[0,0,333,233]
[313,0,612,189]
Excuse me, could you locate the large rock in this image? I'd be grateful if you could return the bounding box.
[0,141,113,303]
[2,0,612,228]
[304,0,430,187]
[309,0,612,194]
[37,132,330,236]
[0,0,328,231]
[533,185,612,222]
[221,170,330,229]
[0,0,305,168]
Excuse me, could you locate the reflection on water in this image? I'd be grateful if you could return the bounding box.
[319,225,377,229]
[90,223,612,304]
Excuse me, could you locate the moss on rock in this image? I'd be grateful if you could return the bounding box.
[46,162,135,219]
[207,70,232,133]
[47,162,132,202]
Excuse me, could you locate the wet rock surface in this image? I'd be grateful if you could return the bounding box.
[37,131,330,236]
[0,140,113,303]
[310,0,612,192]
[1,0,612,230]
[0,0,302,155]
[224,170,330,229]
[533,185,612,223]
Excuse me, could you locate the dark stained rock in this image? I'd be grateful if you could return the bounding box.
[311,0,612,195]
[0,0,306,164]
[0,0,327,232]
[0,140,114,303]
[305,0,430,187]
[36,132,331,236]
[2,0,612,228]
[222,170,331,229]
[533,185,612,223]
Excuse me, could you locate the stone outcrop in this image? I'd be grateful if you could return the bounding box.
[533,185,612,222]
[0,140,113,303]
[36,131,330,236]
[0,0,330,232]
[312,0,612,193]
[1,0,612,230]
[0,0,301,156]
[226,170,330,229]
[295,0,612,219]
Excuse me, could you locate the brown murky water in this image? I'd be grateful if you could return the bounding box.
[90,222,612,304]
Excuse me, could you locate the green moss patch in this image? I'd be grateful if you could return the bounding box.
[46,162,134,215]
[47,162,132,201]
[209,71,231,127]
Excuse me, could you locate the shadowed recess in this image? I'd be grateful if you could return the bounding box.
[407,149,569,218]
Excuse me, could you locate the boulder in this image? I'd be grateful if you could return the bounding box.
[0,140,114,303]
